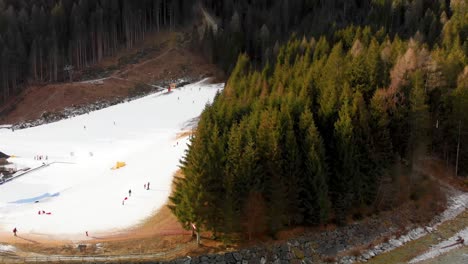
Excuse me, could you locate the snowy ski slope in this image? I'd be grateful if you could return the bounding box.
[0,79,223,238]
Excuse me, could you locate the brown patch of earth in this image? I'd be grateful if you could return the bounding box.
[0,30,224,125]
[176,130,194,140]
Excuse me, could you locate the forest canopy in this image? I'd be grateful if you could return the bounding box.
[0,0,191,103]
[0,0,466,240]
[170,0,467,238]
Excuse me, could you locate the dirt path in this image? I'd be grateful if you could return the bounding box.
[362,160,468,264]
[365,209,467,264]
[420,246,468,264]
[81,47,175,85]
[409,227,468,263]
[114,47,175,78]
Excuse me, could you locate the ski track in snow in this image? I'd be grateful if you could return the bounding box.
[0,79,223,239]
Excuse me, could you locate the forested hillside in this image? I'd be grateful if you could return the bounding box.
[171,0,467,239]
[196,0,467,72]
[0,0,191,103]
[1,0,467,243]
[3,0,466,104]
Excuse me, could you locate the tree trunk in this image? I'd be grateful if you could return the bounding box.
[39,47,43,81]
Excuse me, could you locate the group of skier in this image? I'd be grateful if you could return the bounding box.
[12,118,159,237]
[11,180,154,238]
[122,182,150,205]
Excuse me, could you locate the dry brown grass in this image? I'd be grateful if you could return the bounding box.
[418,159,468,192]
[323,255,337,262]
[382,235,391,243]
[176,130,194,140]
[350,247,364,257]
[97,31,177,68]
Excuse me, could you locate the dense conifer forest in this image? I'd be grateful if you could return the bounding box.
[196,0,467,71]
[170,0,467,239]
[0,0,191,103]
[0,0,466,241]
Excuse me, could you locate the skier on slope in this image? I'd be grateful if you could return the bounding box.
[147,182,150,190]
[129,189,132,197]
[13,227,17,236]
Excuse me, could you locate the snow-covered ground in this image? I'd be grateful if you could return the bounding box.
[0,243,15,252]
[0,79,223,238]
[339,192,468,264]
[409,228,468,263]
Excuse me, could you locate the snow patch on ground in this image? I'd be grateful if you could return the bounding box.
[340,192,468,263]
[0,244,16,252]
[0,79,223,238]
[435,193,468,226]
[409,228,468,263]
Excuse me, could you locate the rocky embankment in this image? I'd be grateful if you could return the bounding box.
[166,191,467,264]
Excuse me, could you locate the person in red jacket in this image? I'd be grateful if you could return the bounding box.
[13,227,17,236]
